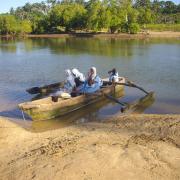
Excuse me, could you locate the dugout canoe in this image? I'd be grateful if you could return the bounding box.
[19,78,125,121]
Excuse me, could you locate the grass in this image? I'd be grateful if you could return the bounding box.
[143,24,180,32]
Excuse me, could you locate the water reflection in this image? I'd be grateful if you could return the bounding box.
[1,37,179,57]
[23,38,136,57]
[0,42,17,53]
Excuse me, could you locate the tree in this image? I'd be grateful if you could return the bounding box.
[49,3,87,32]
[107,0,126,33]
[137,8,154,25]
[1,0,179,35]
[46,0,58,7]
[86,0,101,31]
[126,4,139,24]
[107,0,139,33]
[134,0,151,9]
[86,0,113,31]
[10,7,15,15]
[19,20,32,34]
[162,1,176,14]
[12,2,50,33]
[0,15,17,35]
[74,0,85,5]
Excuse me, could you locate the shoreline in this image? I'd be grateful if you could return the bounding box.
[23,31,180,38]
[0,114,180,180]
[1,31,180,39]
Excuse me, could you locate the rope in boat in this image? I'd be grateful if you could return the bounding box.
[21,109,26,121]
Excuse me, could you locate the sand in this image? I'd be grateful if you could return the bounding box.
[26,31,180,38]
[0,114,180,180]
[1,31,180,40]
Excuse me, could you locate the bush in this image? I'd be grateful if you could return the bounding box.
[118,23,128,33]
[129,23,140,34]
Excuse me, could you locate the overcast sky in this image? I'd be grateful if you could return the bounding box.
[0,0,179,13]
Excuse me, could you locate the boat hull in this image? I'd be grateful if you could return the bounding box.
[19,79,125,121]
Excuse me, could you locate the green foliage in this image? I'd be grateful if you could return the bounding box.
[162,1,177,14]
[127,6,139,24]
[86,0,102,31]
[49,3,87,32]
[137,8,154,25]
[119,22,129,33]
[11,2,49,34]
[174,13,180,23]
[0,0,180,35]
[134,0,151,9]
[19,20,32,34]
[145,24,180,32]
[0,15,32,35]
[98,3,111,29]
[0,15,17,34]
[107,0,128,33]
[129,23,140,34]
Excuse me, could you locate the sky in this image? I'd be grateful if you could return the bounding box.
[0,0,42,13]
[0,0,179,13]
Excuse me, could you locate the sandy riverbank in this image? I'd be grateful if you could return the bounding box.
[27,31,180,38]
[1,31,180,39]
[0,114,180,180]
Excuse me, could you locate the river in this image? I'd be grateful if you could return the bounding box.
[0,37,179,131]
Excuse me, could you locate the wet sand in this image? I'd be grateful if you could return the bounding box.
[0,114,180,180]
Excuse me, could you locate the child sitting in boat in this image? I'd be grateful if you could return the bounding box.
[80,67,103,93]
[108,68,119,83]
[64,69,76,93]
[72,68,85,87]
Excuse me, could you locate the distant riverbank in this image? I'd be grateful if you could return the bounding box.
[28,31,180,38]
[0,114,180,180]
[1,31,180,39]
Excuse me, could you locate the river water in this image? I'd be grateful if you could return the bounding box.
[0,37,179,131]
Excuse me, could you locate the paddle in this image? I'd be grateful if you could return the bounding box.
[85,90,126,107]
[26,81,65,94]
[103,94,126,106]
[26,87,40,94]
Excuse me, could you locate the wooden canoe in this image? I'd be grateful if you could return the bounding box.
[19,78,125,121]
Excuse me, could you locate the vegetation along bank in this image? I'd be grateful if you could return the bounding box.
[0,0,180,36]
